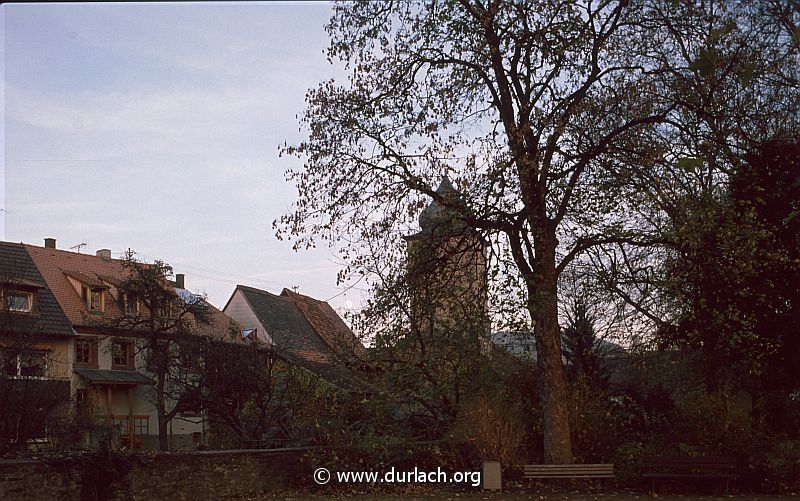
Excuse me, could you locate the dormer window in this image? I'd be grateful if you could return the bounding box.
[91,290,103,310]
[81,285,104,311]
[6,290,33,312]
[64,270,108,313]
[242,328,257,343]
[120,293,139,315]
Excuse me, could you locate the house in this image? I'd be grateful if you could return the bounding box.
[1,238,237,451]
[0,241,73,449]
[223,285,366,389]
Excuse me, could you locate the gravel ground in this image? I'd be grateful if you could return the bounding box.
[259,495,795,500]
[253,488,796,500]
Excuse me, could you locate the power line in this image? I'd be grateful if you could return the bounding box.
[110,251,365,308]
[117,251,287,289]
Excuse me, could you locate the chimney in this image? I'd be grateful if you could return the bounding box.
[96,249,112,259]
[44,238,56,249]
[175,273,185,289]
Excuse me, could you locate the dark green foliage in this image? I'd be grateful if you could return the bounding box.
[0,376,70,454]
[660,141,800,429]
[193,339,277,445]
[567,380,618,463]
[733,141,800,398]
[77,447,138,501]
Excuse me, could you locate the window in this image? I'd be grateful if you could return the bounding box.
[134,417,149,436]
[179,346,195,371]
[112,341,134,369]
[1,350,48,378]
[158,299,173,319]
[2,351,18,377]
[121,293,139,315]
[90,290,103,311]
[74,338,98,368]
[75,388,87,405]
[20,351,47,377]
[6,290,33,312]
[81,286,104,311]
[177,391,202,418]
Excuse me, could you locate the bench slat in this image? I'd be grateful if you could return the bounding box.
[641,457,737,467]
[642,473,737,478]
[525,471,613,474]
[524,463,612,465]
[524,467,613,470]
[523,463,614,479]
[525,469,614,473]
[524,464,612,468]
[524,469,613,473]
[526,475,615,479]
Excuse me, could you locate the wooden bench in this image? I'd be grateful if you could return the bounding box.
[639,456,738,494]
[524,464,614,492]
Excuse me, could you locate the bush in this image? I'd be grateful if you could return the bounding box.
[745,437,800,494]
[568,379,620,462]
[669,391,752,456]
[449,396,527,467]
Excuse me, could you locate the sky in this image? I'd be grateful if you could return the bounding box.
[1,2,370,313]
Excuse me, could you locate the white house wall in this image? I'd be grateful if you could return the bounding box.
[223,289,272,345]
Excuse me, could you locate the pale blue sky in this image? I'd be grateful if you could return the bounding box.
[2,2,363,312]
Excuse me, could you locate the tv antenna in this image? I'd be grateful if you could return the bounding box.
[70,242,87,253]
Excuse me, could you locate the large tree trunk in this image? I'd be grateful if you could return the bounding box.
[530,234,573,464]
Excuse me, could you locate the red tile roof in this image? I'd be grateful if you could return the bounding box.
[23,243,236,340]
[25,244,129,326]
[280,288,367,359]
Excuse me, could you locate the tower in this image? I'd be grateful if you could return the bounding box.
[403,177,489,343]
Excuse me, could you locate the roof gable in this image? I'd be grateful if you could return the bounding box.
[280,288,366,358]
[234,285,358,387]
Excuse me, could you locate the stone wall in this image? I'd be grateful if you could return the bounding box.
[0,448,313,501]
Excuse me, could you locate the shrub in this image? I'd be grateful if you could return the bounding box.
[568,379,620,462]
[745,437,800,494]
[449,396,527,467]
[669,391,752,456]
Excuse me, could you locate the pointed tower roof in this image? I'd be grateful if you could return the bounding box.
[418,176,467,232]
[405,176,474,241]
